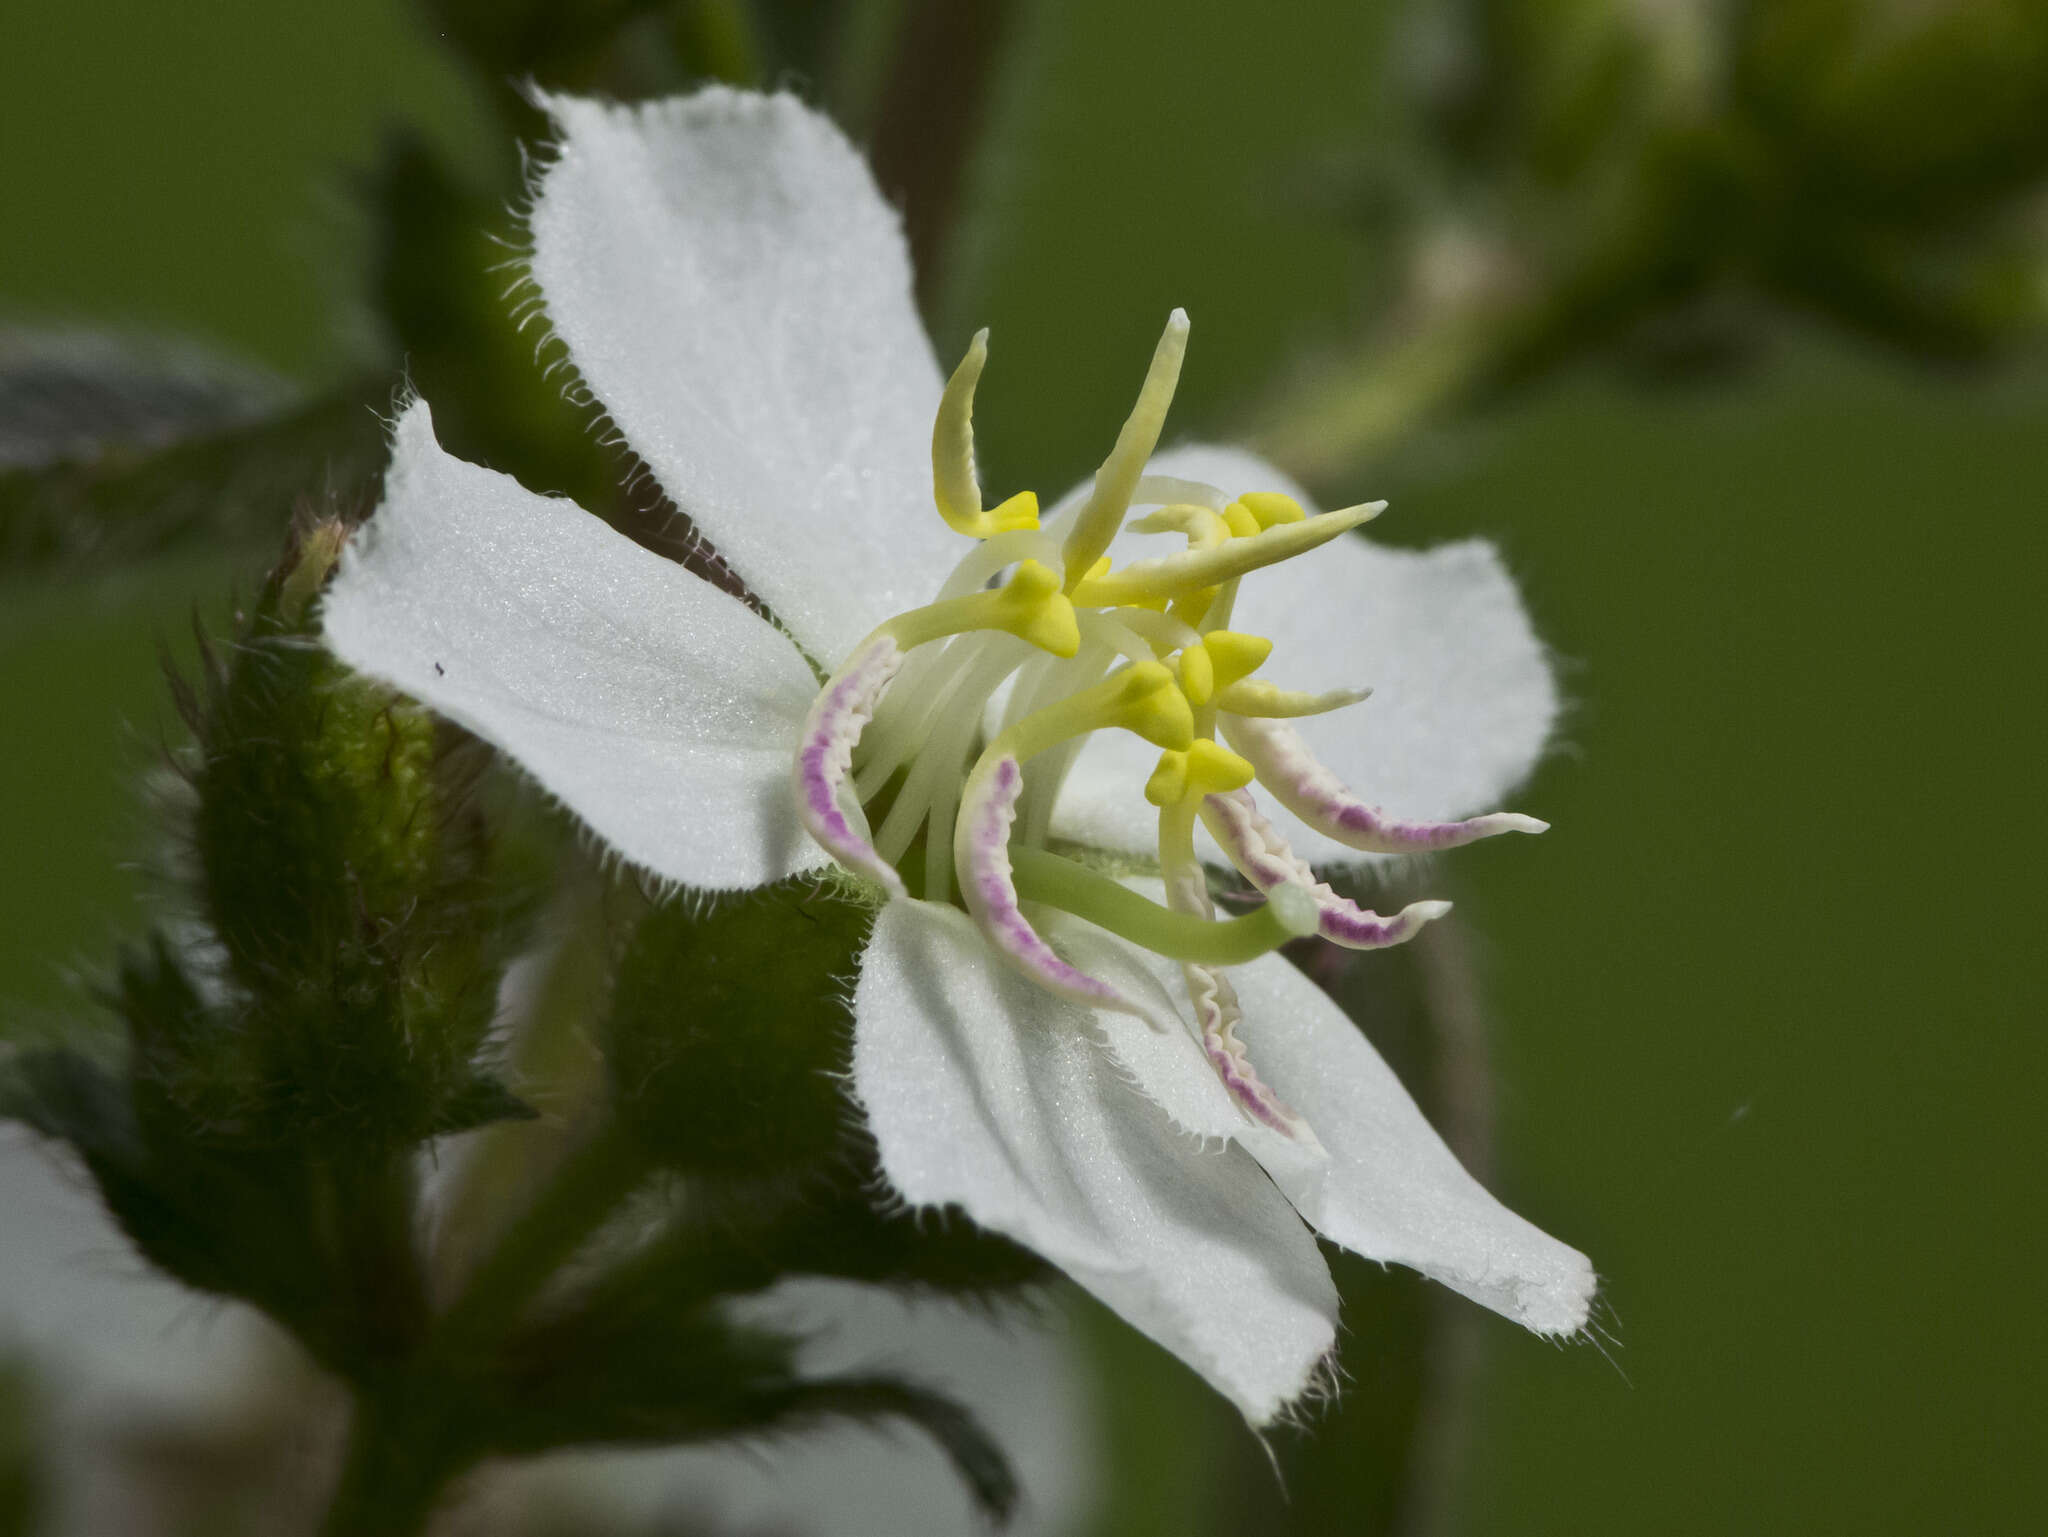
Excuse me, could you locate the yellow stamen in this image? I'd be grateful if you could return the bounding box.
[932,329,1041,539]
[1215,679,1371,718]
[884,558,1078,656]
[1071,503,1383,607]
[1144,738,1256,808]
[1222,501,1262,539]
[1131,502,1230,550]
[1061,310,1190,591]
[993,660,1194,763]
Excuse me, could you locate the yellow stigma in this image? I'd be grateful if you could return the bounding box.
[883,558,1078,656]
[1144,738,1256,808]
[1222,500,1262,539]
[932,329,1041,539]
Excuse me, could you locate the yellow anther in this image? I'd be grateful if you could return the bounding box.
[987,559,1081,656]
[933,330,1041,539]
[884,558,1078,657]
[1239,491,1307,528]
[1222,501,1262,539]
[1144,751,1188,808]
[1176,643,1215,706]
[1200,631,1272,691]
[992,659,1194,765]
[1144,739,1255,808]
[1108,660,1197,750]
[1086,555,1113,582]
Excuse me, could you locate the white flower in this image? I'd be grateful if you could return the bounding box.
[322,86,1594,1425]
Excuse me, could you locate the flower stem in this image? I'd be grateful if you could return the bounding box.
[435,1121,651,1354]
[319,1387,464,1537]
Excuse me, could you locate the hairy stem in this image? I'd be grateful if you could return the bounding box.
[435,1121,651,1354]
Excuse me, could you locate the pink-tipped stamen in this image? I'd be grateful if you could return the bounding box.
[1222,714,1547,855]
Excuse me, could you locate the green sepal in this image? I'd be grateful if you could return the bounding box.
[177,525,509,1154]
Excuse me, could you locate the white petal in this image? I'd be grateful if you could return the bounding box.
[529,89,954,665]
[1216,949,1595,1335]
[1064,879,1591,1334]
[852,900,1337,1424]
[323,401,822,891]
[1049,444,1558,870]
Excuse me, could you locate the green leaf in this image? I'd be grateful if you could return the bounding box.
[478,1298,1021,1525]
[0,328,280,471]
[0,380,389,572]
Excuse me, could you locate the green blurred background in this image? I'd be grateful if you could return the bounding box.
[4,1,2044,1533]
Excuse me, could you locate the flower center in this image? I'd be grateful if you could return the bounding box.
[791,311,1537,1057]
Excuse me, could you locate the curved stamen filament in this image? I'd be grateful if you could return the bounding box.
[1129,502,1229,550]
[934,526,1062,600]
[932,329,1040,539]
[1222,713,1548,853]
[1214,679,1371,718]
[792,635,909,896]
[1078,610,1160,668]
[1009,848,1317,966]
[1109,606,1201,656]
[1202,787,1451,948]
[1061,310,1190,591]
[988,660,1193,765]
[956,756,1156,1020]
[1145,746,1318,1143]
[884,558,1078,657]
[1071,502,1384,608]
[1132,474,1226,510]
[873,636,1028,861]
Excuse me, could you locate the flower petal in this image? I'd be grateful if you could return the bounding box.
[1049,444,1558,869]
[1218,949,1596,1335]
[853,899,1338,1424]
[528,89,954,665]
[1060,879,1592,1335]
[323,401,822,891]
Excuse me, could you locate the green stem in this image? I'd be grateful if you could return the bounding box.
[1010,847,1316,964]
[435,1122,650,1353]
[319,1387,465,1537]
